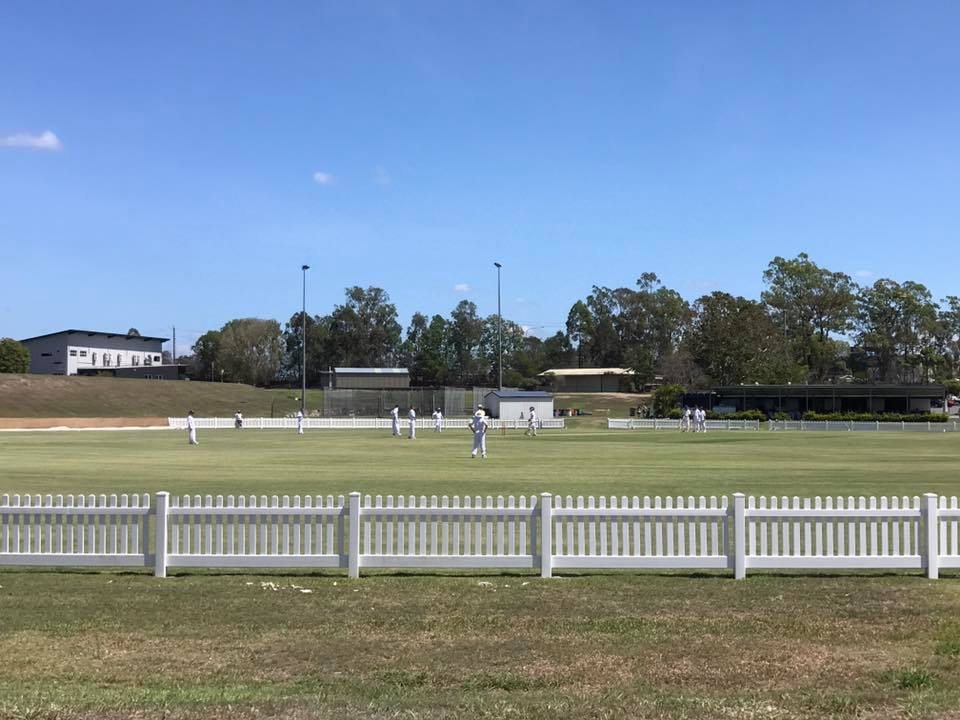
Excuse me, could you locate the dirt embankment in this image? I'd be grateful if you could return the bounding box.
[0,417,169,429]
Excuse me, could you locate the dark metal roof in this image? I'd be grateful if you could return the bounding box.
[484,390,553,399]
[19,329,169,343]
[714,384,945,397]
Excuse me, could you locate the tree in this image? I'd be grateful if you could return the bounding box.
[686,292,797,386]
[448,300,485,385]
[854,279,939,382]
[217,318,284,386]
[762,253,858,380]
[566,301,592,368]
[191,330,222,381]
[127,328,141,337]
[281,312,333,386]
[542,331,575,370]
[479,315,526,386]
[0,338,30,373]
[652,384,685,417]
[328,287,402,367]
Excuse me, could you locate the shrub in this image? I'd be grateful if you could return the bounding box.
[652,384,685,417]
[801,411,947,423]
[0,338,30,374]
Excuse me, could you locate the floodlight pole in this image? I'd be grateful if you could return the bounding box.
[494,262,502,390]
[301,264,310,415]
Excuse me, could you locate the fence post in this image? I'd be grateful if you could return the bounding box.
[540,492,553,578]
[154,491,168,578]
[924,493,939,580]
[732,493,746,579]
[348,492,361,579]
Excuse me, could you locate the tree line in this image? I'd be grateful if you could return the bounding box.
[178,253,960,389]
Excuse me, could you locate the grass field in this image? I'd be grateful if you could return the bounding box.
[2,428,960,719]
[0,374,323,418]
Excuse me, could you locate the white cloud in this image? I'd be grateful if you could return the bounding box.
[312,171,334,185]
[854,270,874,280]
[374,166,391,185]
[453,283,471,293]
[0,130,62,151]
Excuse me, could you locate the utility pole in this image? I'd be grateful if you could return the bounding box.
[494,262,502,390]
[172,325,176,366]
[301,265,310,415]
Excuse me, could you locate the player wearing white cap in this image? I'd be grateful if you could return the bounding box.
[469,406,488,459]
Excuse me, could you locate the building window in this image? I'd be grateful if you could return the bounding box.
[132,355,139,366]
[116,354,123,366]
[144,355,152,366]
[154,355,161,362]
[79,350,87,357]
[103,353,111,367]
[69,350,77,356]
[92,353,97,365]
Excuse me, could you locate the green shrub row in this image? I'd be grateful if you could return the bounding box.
[799,411,948,423]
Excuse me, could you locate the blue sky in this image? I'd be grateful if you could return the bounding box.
[2,1,958,352]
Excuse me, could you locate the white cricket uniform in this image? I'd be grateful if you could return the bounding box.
[527,410,538,436]
[700,410,708,432]
[469,414,488,458]
[390,407,400,436]
[186,414,198,445]
[296,410,304,435]
[408,409,417,439]
[682,408,691,431]
[432,410,443,432]
[235,412,243,429]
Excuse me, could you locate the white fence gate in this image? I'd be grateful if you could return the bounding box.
[2,492,958,579]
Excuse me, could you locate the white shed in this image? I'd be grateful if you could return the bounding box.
[483,390,554,421]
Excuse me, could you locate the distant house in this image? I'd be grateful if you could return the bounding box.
[331,367,410,389]
[539,368,651,393]
[707,384,946,416]
[483,390,554,420]
[20,329,169,376]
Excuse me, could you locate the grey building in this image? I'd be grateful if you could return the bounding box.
[483,390,554,420]
[20,329,168,376]
[708,384,946,416]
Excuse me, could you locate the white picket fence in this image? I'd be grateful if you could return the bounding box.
[169,417,565,431]
[608,418,761,431]
[768,420,960,433]
[608,418,960,433]
[2,491,959,579]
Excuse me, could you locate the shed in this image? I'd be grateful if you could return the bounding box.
[483,390,554,420]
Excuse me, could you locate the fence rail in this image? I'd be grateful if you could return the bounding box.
[608,418,960,432]
[169,417,565,431]
[608,418,761,431]
[3,491,959,579]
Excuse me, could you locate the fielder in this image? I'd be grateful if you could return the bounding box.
[186,410,198,445]
[408,407,417,439]
[390,405,400,436]
[525,406,538,437]
[469,407,488,459]
[234,410,243,429]
[296,409,304,435]
[432,408,443,433]
[681,406,691,432]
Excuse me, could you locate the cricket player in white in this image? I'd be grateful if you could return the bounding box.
[234,411,243,429]
[469,408,488,458]
[681,406,691,432]
[432,408,443,433]
[526,406,538,436]
[186,410,198,445]
[390,405,400,436]
[296,409,304,435]
[408,407,417,439]
[699,407,707,432]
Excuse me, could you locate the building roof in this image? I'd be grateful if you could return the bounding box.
[20,329,169,343]
[484,390,553,399]
[539,367,635,377]
[334,367,409,375]
[714,383,945,397]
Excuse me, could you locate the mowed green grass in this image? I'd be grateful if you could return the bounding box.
[0,425,958,498]
[2,429,960,719]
